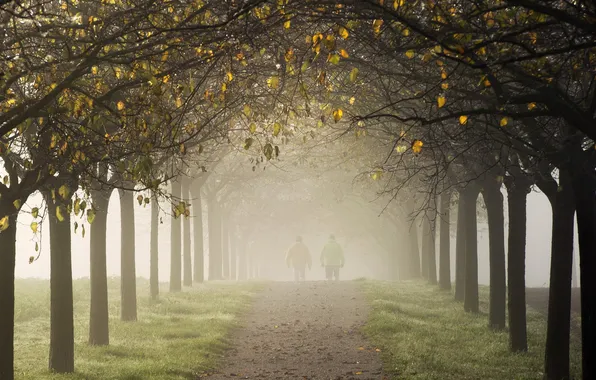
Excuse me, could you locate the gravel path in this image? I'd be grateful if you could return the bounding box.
[202,281,385,380]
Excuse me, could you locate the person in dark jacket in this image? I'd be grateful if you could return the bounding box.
[286,236,312,282]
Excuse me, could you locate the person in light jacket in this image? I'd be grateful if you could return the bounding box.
[320,234,344,281]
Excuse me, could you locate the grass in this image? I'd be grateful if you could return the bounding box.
[14,278,263,380]
[360,280,582,380]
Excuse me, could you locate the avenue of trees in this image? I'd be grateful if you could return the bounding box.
[1,1,594,380]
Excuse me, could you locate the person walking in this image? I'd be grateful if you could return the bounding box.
[285,236,312,282]
[320,234,344,281]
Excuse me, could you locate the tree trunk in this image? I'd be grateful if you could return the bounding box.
[408,218,421,277]
[89,190,110,345]
[420,217,430,280]
[45,191,75,372]
[462,185,480,313]
[150,196,159,299]
[208,197,223,280]
[0,208,17,380]
[191,187,204,283]
[230,229,237,281]
[482,181,506,330]
[535,169,574,380]
[222,216,230,279]
[170,180,182,292]
[428,213,438,285]
[439,192,451,290]
[182,182,192,287]
[119,190,137,321]
[570,166,596,380]
[238,238,247,281]
[455,194,466,302]
[504,177,530,352]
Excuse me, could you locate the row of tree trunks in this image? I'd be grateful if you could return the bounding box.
[192,188,204,283]
[222,215,230,279]
[45,190,75,373]
[408,219,421,278]
[540,169,575,380]
[569,157,596,380]
[208,196,222,280]
[454,194,466,302]
[504,177,530,352]
[150,196,160,299]
[89,189,111,346]
[438,192,451,290]
[0,205,18,380]
[170,180,182,292]
[482,179,506,330]
[462,186,480,313]
[183,182,193,287]
[119,190,137,321]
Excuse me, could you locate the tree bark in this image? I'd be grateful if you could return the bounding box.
[534,169,574,380]
[0,207,17,380]
[45,191,75,372]
[150,196,159,299]
[170,180,182,292]
[238,237,248,281]
[408,217,421,278]
[222,215,230,279]
[428,213,437,285]
[420,217,429,280]
[191,187,204,283]
[482,181,506,330]
[504,176,530,352]
[439,192,451,290]
[230,228,237,281]
[208,196,223,280]
[182,182,192,287]
[462,185,480,313]
[119,190,137,321]
[455,194,466,302]
[89,190,110,345]
[570,164,596,380]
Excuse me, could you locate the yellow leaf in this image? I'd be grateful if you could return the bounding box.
[249,122,257,134]
[13,199,21,210]
[117,101,125,110]
[338,26,349,39]
[484,79,491,87]
[0,216,8,232]
[405,50,415,59]
[284,20,291,29]
[441,70,447,80]
[349,96,355,105]
[339,49,349,58]
[441,82,449,89]
[273,122,282,136]
[355,372,363,375]
[373,19,383,34]
[437,96,446,108]
[91,66,98,75]
[459,115,468,125]
[267,76,279,89]
[402,28,410,37]
[56,206,65,222]
[32,207,39,218]
[176,97,183,108]
[349,67,359,82]
[58,184,69,199]
[500,117,508,126]
[528,102,536,110]
[30,222,38,234]
[226,72,233,82]
[333,109,343,122]
[396,145,407,153]
[358,347,364,350]
[243,104,252,117]
[412,139,424,153]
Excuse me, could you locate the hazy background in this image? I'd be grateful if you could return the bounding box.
[15,188,580,287]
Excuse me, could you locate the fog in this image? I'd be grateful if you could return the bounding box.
[15,186,580,287]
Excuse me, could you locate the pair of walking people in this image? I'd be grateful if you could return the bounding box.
[285,235,345,281]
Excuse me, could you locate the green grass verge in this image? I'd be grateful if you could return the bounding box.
[14,278,263,380]
[360,280,582,380]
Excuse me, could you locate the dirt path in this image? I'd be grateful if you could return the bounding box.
[203,281,384,380]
